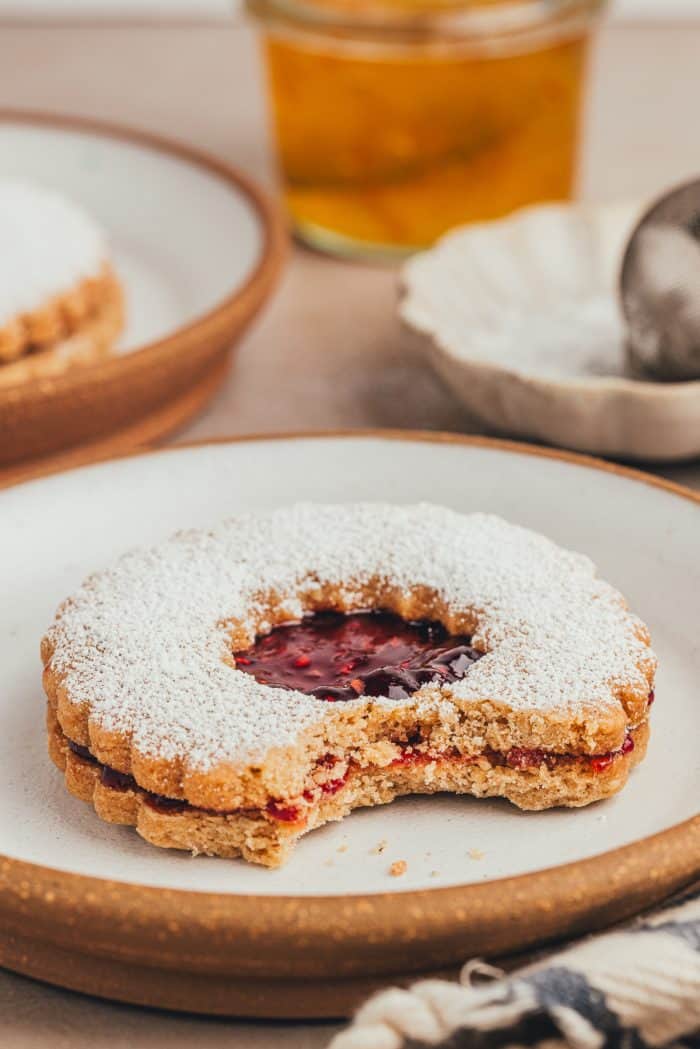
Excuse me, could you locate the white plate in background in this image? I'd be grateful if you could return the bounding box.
[0,119,264,353]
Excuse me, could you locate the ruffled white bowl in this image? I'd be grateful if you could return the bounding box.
[400,201,700,462]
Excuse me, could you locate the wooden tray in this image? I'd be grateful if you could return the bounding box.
[0,433,698,1019]
[0,112,287,472]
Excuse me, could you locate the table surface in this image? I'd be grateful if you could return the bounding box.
[1,17,699,1048]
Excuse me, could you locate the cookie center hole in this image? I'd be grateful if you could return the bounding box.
[233,610,483,702]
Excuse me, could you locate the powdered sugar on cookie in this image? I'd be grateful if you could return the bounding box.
[44,504,655,770]
[0,179,106,327]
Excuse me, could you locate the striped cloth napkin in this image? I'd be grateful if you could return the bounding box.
[329,883,700,1049]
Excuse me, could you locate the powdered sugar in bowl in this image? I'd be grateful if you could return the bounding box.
[400,200,700,462]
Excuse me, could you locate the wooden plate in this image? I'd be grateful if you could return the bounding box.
[0,112,287,471]
[0,433,698,1018]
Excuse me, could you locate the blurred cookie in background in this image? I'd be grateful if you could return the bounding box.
[0,180,124,388]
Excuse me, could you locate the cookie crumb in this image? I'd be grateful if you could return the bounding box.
[468,848,485,860]
[337,843,348,853]
[389,859,407,877]
[371,839,388,855]
[430,870,440,878]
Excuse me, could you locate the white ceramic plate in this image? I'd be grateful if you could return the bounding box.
[1,434,698,897]
[0,119,263,352]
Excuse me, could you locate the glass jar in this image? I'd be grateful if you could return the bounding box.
[248,0,606,258]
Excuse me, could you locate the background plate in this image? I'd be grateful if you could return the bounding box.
[0,120,261,352]
[0,433,698,1015]
[0,113,286,470]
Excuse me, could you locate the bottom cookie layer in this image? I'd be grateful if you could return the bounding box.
[48,708,649,868]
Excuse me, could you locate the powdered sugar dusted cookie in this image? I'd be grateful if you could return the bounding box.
[42,504,656,867]
[0,180,123,382]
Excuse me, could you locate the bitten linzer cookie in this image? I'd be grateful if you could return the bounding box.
[0,180,123,386]
[42,504,656,868]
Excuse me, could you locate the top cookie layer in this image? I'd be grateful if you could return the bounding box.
[0,179,106,328]
[43,504,655,771]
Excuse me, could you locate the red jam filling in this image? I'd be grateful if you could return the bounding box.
[589,734,635,773]
[233,610,483,702]
[66,614,652,826]
[68,731,637,826]
[67,741,188,813]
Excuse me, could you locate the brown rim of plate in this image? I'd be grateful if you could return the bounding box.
[0,110,288,468]
[0,431,699,1016]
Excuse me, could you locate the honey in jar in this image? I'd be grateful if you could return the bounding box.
[248,0,605,257]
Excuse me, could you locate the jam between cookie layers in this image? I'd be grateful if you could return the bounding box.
[60,610,651,827]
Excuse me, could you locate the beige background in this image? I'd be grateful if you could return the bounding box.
[0,1,694,17]
[1,16,699,1047]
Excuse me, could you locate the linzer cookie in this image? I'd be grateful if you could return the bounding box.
[42,504,656,868]
[0,179,123,386]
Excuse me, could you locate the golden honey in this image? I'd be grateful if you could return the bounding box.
[249,0,604,257]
